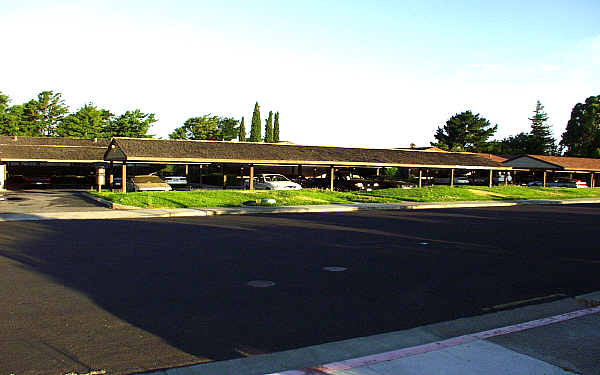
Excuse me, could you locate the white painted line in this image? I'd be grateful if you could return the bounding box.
[267,305,600,375]
[323,267,347,272]
[246,280,276,288]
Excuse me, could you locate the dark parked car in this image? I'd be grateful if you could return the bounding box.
[303,173,376,191]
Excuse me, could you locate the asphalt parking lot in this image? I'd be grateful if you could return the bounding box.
[0,189,109,213]
[1,205,600,374]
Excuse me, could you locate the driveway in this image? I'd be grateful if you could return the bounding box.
[0,189,109,213]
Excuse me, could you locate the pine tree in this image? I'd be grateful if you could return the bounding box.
[249,102,261,142]
[431,110,497,152]
[273,112,280,142]
[238,116,246,141]
[264,111,273,142]
[529,100,555,155]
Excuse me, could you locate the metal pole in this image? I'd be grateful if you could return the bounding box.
[419,168,422,188]
[450,168,454,187]
[249,165,254,191]
[543,171,547,187]
[489,170,493,188]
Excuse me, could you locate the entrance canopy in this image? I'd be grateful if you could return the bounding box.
[104,138,509,170]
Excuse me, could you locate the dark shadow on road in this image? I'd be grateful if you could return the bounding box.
[1,205,600,369]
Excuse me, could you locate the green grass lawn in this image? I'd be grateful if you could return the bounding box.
[90,186,600,209]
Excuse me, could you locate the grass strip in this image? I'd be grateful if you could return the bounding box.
[90,186,600,209]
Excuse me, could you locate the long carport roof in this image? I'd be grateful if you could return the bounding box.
[0,136,109,163]
[503,154,600,172]
[105,137,509,170]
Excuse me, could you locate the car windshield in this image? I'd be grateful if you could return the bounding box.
[267,175,290,182]
[133,176,164,184]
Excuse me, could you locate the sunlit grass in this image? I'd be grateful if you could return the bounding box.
[91,186,600,209]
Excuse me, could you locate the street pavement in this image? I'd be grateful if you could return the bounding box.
[1,201,600,374]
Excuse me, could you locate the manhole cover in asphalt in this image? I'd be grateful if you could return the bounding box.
[246,280,276,288]
[323,266,347,272]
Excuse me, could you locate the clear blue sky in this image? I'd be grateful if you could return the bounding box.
[1,0,598,147]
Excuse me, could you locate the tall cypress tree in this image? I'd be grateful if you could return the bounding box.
[529,100,555,155]
[273,112,280,142]
[238,116,246,141]
[264,111,273,142]
[249,102,261,142]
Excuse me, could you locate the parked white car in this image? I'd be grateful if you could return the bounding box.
[245,174,302,190]
[163,176,188,186]
[127,175,172,192]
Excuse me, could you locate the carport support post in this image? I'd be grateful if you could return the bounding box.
[543,171,547,187]
[108,161,114,190]
[221,164,227,190]
[121,163,127,193]
[199,164,203,187]
[591,173,594,188]
[418,168,422,188]
[298,164,303,179]
[450,168,454,187]
[0,164,5,191]
[330,166,335,191]
[489,170,493,188]
[249,165,254,191]
[504,171,508,186]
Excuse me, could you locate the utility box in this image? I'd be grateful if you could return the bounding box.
[96,166,105,191]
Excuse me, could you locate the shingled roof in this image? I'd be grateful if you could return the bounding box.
[105,138,509,169]
[0,136,109,162]
[504,154,600,172]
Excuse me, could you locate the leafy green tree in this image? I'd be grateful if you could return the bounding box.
[218,117,239,141]
[169,115,220,140]
[107,109,155,138]
[249,102,261,142]
[56,103,113,138]
[264,110,273,142]
[560,95,600,157]
[528,101,555,155]
[273,112,280,142]
[431,110,498,152]
[0,92,19,135]
[484,132,534,155]
[238,117,246,141]
[20,91,69,136]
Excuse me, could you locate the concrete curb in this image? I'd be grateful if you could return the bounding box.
[576,291,600,307]
[1,198,599,222]
[81,192,141,210]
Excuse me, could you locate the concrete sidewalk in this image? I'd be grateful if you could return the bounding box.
[1,196,600,222]
[144,293,600,375]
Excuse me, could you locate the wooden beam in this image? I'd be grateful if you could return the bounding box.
[249,165,254,191]
[122,163,127,193]
[450,168,454,187]
[330,166,335,191]
[489,169,493,188]
[221,164,227,190]
[418,168,422,188]
[543,171,547,187]
[199,164,203,187]
[591,172,594,188]
[109,161,114,189]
